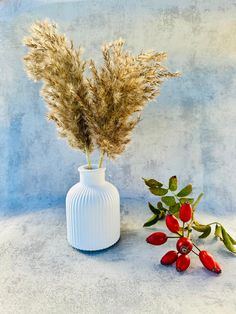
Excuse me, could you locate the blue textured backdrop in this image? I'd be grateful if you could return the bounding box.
[0,0,236,213]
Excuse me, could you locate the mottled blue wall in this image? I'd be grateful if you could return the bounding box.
[0,0,236,214]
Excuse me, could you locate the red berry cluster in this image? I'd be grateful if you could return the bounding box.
[146,203,221,274]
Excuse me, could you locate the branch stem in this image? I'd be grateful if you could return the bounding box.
[98,151,105,168]
[207,222,221,226]
[191,249,199,256]
[192,242,201,252]
[162,183,181,202]
[85,148,92,169]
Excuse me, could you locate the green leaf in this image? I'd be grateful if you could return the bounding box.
[199,225,211,238]
[169,203,180,215]
[149,187,168,196]
[214,225,223,240]
[143,214,159,227]
[192,222,209,232]
[227,232,236,245]
[158,211,166,220]
[148,202,159,215]
[142,178,163,188]
[192,193,204,211]
[179,198,194,204]
[219,225,236,244]
[177,184,192,197]
[174,212,180,218]
[221,226,236,253]
[169,176,177,191]
[157,201,163,209]
[161,196,176,206]
[157,202,168,213]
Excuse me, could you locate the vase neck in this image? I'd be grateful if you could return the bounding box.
[79,165,106,186]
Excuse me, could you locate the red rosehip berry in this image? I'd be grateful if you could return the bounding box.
[165,214,180,233]
[179,203,192,222]
[199,250,221,274]
[214,261,222,274]
[146,232,168,245]
[161,250,178,265]
[176,237,193,254]
[176,254,191,272]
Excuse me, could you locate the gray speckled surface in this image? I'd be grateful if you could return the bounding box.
[0,199,236,314]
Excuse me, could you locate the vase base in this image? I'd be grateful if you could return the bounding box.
[67,236,121,252]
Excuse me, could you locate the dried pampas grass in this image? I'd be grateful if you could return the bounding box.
[23,20,179,168]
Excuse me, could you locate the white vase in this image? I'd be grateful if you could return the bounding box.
[66,164,120,251]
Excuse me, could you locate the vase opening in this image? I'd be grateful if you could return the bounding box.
[78,164,106,171]
[78,164,106,186]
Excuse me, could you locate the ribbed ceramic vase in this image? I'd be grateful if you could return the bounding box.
[66,164,120,251]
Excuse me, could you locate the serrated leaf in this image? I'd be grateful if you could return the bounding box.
[199,225,211,238]
[169,203,180,215]
[214,225,223,240]
[169,176,177,191]
[149,187,168,196]
[148,202,159,215]
[192,223,209,232]
[143,214,159,227]
[177,184,192,197]
[161,196,176,206]
[192,193,204,211]
[179,198,194,204]
[221,226,236,253]
[142,178,163,188]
